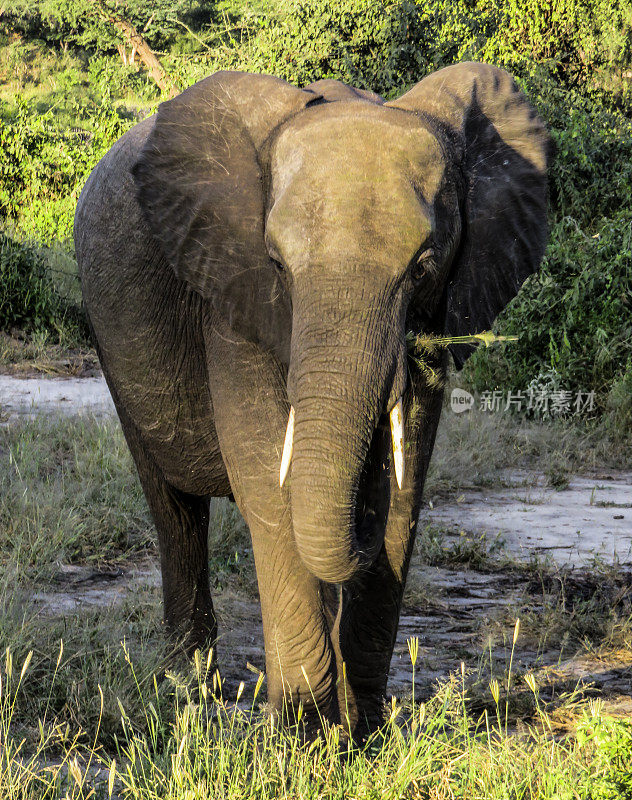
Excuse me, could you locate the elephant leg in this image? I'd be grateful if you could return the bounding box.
[205,323,339,727]
[333,364,445,737]
[115,405,216,653]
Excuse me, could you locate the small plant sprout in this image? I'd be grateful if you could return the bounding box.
[55,639,63,669]
[19,651,32,682]
[389,696,400,724]
[108,759,117,798]
[524,673,537,695]
[407,636,420,666]
[69,756,82,787]
[524,672,545,721]
[505,619,521,732]
[588,697,604,719]
[253,670,265,701]
[408,636,420,709]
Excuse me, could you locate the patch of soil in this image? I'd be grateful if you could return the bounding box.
[422,471,632,567]
[0,374,114,421]
[0,333,99,378]
[33,560,160,615]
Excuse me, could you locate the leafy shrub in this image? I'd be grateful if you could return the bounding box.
[605,359,632,436]
[174,0,497,95]
[0,234,89,339]
[525,74,632,227]
[0,96,134,243]
[464,212,632,408]
[0,234,62,332]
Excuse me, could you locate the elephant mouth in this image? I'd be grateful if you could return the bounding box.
[279,398,404,490]
[353,412,392,564]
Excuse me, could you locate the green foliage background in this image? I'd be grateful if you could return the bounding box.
[1,0,631,426]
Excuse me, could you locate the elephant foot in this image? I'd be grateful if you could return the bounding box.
[164,599,218,662]
[338,691,388,744]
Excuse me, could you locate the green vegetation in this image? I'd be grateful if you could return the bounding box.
[2,5,631,792]
[3,648,632,800]
[0,234,87,340]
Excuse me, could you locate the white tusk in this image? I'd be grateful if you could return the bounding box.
[279,406,295,487]
[389,397,405,490]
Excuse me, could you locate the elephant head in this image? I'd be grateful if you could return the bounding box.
[133,64,551,584]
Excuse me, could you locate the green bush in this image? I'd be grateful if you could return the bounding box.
[0,96,134,243]
[605,359,632,437]
[464,213,632,409]
[525,75,632,226]
[0,233,87,337]
[0,234,61,331]
[173,0,498,95]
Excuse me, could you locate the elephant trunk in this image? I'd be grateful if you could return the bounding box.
[287,276,406,584]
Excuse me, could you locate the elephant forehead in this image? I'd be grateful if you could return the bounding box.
[271,111,444,200]
[267,113,442,270]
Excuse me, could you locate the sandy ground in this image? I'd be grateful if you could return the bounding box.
[424,470,632,567]
[0,374,115,419]
[5,374,632,714]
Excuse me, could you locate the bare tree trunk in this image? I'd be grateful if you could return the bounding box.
[96,4,179,97]
[111,17,178,96]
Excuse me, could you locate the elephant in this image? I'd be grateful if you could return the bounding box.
[74,62,551,737]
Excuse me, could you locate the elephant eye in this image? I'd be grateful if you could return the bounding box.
[271,257,285,272]
[411,248,434,281]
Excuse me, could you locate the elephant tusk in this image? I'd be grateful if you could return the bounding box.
[279,406,295,487]
[389,397,405,490]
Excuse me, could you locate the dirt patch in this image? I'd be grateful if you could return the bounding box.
[32,560,160,615]
[0,374,114,421]
[422,470,632,568]
[0,333,99,377]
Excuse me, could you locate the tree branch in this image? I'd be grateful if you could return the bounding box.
[95,2,179,97]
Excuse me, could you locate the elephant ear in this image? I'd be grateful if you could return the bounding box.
[387,62,552,368]
[132,71,321,358]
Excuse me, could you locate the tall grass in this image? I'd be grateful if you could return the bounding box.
[1,635,632,799]
[0,416,153,576]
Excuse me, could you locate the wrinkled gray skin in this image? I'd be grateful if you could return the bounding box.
[75,63,551,736]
